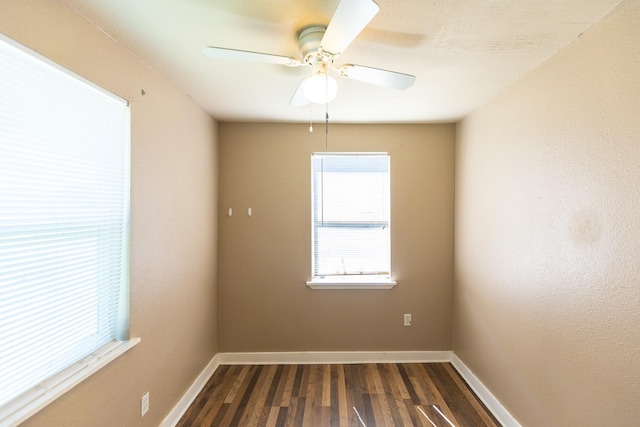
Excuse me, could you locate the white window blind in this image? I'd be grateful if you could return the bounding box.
[311,153,390,280]
[0,34,131,416]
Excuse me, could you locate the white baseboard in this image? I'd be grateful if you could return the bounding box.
[217,350,453,365]
[161,351,520,427]
[159,354,220,427]
[451,353,521,427]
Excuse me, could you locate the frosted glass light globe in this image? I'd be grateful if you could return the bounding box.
[302,73,338,104]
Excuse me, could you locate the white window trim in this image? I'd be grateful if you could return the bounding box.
[306,279,397,290]
[309,152,394,290]
[0,338,140,426]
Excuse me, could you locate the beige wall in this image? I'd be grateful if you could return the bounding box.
[218,123,454,352]
[454,1,640,425]
[0,1,219,426]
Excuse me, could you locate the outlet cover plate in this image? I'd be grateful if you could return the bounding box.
[141,391,150,417]
[404,313,412,326]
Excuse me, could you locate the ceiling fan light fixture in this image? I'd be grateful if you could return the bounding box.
[302,72,338,104]
[203,0,413,109]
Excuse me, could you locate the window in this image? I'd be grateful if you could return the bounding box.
[308,153,395,289]
[0,34,137,425]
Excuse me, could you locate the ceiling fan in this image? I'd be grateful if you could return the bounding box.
[202,0,415,106]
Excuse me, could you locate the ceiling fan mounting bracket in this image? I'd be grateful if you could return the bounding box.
[298,26,337,66]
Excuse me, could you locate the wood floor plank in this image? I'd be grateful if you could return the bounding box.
[412,363,459,423]
[394,398,417,426]
[441,363,500,427]
[426,363,501,427]
[386,366,408,424]
[368,363,386,395]
[291,365,304,399]
[396,363,421,405]
[292,397,306,426]
[361,393,375,426]
[224,365,263,425]
[322,364,332,407]
[343,364,362,427]
[177,362,501,426]
[302,365,321,427]
[407,364,437,406]
[274,365,293,407]
[242,365,278,426]
[416,404,449,427]
[377,364,413,426]
[405,400,430,427]
[265,406,280,427]
[349,364,369,425]
[266,365,285,408]
[373,392,399,426]
[296,365,308,399]
[329,365,340,426]
[178,365,230,426]
[224,365,252,403]
[381,363,407,401]
[275,406,288,427]
[335,364,350,427]
[177,364,239,426]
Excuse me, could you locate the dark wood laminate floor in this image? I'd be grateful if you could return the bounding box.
[176,362,501,427]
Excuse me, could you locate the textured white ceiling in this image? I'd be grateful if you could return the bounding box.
[62,0,623,123]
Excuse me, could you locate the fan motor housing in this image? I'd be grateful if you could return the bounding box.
[298,26,334,64]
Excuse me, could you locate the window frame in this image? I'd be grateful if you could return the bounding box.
[307,152,396,290]
[0,33,139,426]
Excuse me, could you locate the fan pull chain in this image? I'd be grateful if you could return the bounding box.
[324,72,329,147]
[325,110,329,149]
[309,103,313,133]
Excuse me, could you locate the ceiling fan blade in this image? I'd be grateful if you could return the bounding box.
[289,81,309,107]
[203,46,303,67]
[338,64,415,90]
[321,0,379,56]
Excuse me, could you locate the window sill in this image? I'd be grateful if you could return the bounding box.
[0,337,141,426]
[306,278,397,290]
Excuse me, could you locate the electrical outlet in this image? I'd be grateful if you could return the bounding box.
[141,391,150,417]
[404,313,412,326]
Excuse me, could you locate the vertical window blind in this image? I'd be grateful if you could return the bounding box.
[0,34,130,411]
[311,153,390,279]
